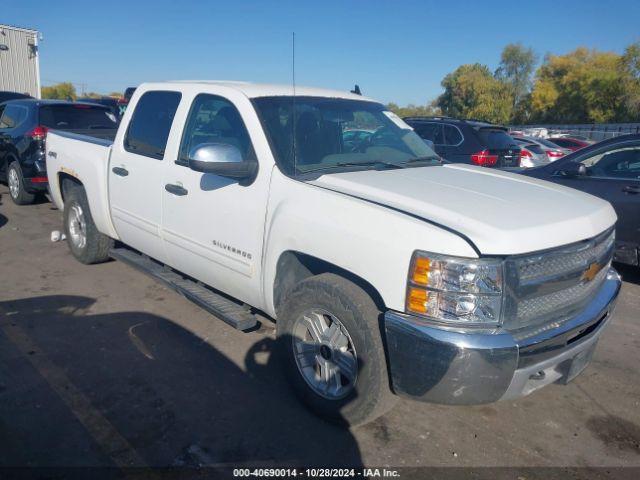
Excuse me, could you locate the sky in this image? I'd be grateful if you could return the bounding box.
[4,0,640,105]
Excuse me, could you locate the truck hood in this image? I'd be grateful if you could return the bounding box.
[309,164,616,255]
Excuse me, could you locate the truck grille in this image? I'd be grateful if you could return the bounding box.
[503,229,615,333]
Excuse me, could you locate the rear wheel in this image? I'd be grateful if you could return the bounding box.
[63,185,113,264]
[7,161,36,205]
[277,273,397,426]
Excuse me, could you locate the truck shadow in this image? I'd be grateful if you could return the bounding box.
[615,262,640,286]
[0,295,362,468]
[0,213,6,229]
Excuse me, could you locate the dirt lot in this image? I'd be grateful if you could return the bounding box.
[1,185,639,471]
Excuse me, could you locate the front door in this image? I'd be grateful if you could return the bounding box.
[161,92,270,307]
[108,90,182,262]
[556,144,640,261]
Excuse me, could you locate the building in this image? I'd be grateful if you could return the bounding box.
[0,24,41,98]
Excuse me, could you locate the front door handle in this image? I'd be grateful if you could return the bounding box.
[112,166,129,177]
[622,185,640,194]
[165,183,188,196]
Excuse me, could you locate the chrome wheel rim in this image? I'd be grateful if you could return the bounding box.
[68,204,87,250]
[8,168,19,199]
[292,309,358,400]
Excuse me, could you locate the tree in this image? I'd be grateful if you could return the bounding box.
[386,101,440,118]
[495,43,537,112]
[41,82,77,100]
[530,48,628,123]
[620,42,640,119]
[437,64,513,124]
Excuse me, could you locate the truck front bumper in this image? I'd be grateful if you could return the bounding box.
[384,268,622,405]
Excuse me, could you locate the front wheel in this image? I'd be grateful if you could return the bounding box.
[277,273,397,426]
[63,186,113,264]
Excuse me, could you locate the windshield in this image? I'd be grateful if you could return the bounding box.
[252,96,438,175]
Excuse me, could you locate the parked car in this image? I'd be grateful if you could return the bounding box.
[0,91,32,103]
[0,99,118,204]
[46,81,620,425]
[117,87,137,117]
[404,116,521,168]
[77,96,121,118]
[548,136,593,152]
[512,138,548,167]
[523,134,640,266]
[513,136,572,162]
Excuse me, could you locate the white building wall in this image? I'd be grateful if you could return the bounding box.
[0,25,41,98]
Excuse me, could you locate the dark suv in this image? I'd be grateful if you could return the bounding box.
[404,116,521,168]
[0,99,118,204]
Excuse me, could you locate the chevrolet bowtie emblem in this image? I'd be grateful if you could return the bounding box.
[581,262,603,283]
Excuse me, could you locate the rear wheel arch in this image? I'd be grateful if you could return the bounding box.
[58,172,84,202]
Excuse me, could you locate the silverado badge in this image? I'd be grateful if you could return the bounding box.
[581,261,603,283]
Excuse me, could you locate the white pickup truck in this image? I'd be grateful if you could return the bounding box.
[46,81,621,425]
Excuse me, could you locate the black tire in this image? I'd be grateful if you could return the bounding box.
[277,273,397,426]
[7,161,36,205]
[63,185,113,264]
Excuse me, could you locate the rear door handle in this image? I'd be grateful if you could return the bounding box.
[165,183,188,196]
[112,167,129,177]
[622,185,640,194]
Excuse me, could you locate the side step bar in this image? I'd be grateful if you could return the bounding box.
[109,247,258,331]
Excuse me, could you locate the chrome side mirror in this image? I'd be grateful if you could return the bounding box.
[188,143,257,180]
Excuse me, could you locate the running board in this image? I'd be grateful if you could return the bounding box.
[109,247,258,331]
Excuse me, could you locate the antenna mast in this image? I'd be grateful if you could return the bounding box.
[292,32,297,177]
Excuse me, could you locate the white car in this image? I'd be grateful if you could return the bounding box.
[45,81,621,425]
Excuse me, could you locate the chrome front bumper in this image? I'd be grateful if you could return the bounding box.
[384,268,622,405]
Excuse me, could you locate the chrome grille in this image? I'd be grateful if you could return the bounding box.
[504,229,615,332]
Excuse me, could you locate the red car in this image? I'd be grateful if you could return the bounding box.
[549,136,593,152]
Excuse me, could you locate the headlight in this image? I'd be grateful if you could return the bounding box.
[406,251,504,326]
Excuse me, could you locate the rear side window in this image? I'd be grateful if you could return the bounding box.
[39,105,117,130]
[124,91,181,160]
[550,138,575,148]
[443,125,463,145]
[414,123,444,145]
[477,129,516,149]
[0,104,29,129]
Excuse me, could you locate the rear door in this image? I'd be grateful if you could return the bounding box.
[554,144,640,262]
[412,122,446,157]
[108,90,182,262]
[477,127,520,167]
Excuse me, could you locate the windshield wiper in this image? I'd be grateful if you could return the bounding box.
[401,155,444,165]
[299,161,405,175]
[335,161,406,169]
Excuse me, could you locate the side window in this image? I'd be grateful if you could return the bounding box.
[414,123,444,145]
[580,147,640,179]
[124,91,181,160]
[444,125,463,146]
[0,105,28,129]
[178,94,255,165]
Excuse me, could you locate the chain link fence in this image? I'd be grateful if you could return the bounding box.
[509,123,640,141]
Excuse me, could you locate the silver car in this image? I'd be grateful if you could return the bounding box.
[513,136,572,163]
[513,138,548,167]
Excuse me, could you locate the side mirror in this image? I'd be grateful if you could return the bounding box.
[188,143,257,180]
[558,162,587,177]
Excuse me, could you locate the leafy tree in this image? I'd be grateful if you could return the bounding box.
[620,42,640,119]
[530,48,627,123]
[41,82,77,100]
[386,101,440,118]
[495,43,537,111]
[437,64,513,124]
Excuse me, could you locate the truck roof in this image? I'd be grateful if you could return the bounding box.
[153,80,378,102]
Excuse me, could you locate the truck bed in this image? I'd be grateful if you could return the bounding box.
[46,129,119,239]
[49,128,118,145]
